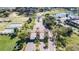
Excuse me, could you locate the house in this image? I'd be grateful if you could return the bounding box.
[7,23,22,29]
[65,19,79,28]
[0,28,14,34]
[55,13,70,24]
[0,23,23,35]
[55,13,68,18]
[69,15,79,20]
[55,12,79,24]
[0,18,11,22]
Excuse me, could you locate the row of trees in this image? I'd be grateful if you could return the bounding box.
[53,25,73,51]
[13,17,35,50]
[43,13,73,51]
[0,8,13,17]
[14,7,37,16]
[14,7,54,16]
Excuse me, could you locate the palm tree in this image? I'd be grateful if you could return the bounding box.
[18,30,28,40]
[15,30,29,50]
[34,37,40,51]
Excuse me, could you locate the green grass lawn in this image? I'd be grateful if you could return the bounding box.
[52,9,68,14]
[0,35,19,51]
[0,22,10,31]
[65,34,79,51]
[9,12,28,23]
[43,8,68,15]
[0,12,28,31]
[0,12,29,51]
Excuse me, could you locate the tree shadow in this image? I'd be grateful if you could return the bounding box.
[25,38,35,44]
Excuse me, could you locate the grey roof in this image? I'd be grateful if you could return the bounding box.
[7,23,22,29]
[0,19,4,22]
[69,15,79,19]
[72,20,79,24]
[0,18,10,22]
[55,13,67,18]
[0,28,14,34]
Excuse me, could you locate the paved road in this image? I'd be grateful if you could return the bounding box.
[47,29,56,51]
[25,42,36,51]
[36,14,56,51]
[25,13,44,51]
[48,39,56,51]
[39,42,49,51]
[25,13,56,51]
[39,42,45,51]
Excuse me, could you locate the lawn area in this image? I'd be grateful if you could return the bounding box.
[51,9,68,14]
[9,12,28,24]
[0,35,19,51]
[43,8,68,15]
[0,21,11,31]
[9,16,28,23]
[0,12,28,31]
[65,34,79,51]
[0,12,29,51]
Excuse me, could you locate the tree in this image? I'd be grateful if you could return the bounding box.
[23,22,28,30]
[44,36,48,43]
[55,26,73,37]
[4,11,10,17]
[34,38,40,50]
[39,8,43,12]
[45,13,50,17]
[43,14,56,30]
[66,27,73,37]
[53,26,67,50]
[18,30,29,40]
[13,40,24,51]
[0,8,11,17]
[44,36,48,48]
[56,34,66,49]
[27,17,32,23]
[14,28,18,35]
[15,7,37,16]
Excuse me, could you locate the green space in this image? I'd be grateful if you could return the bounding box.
[43,9,68,15]
[55,25,79,51]
[0,12,28,31]
[42,8,79,51]
[0,7,79,51]
[0,22,9,31]
[66,34,79,51]
[9,14,28,23]
[0,35,19,51]
[0,12,35,51]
